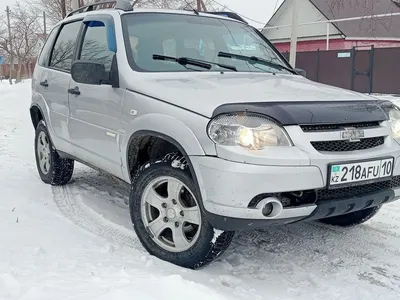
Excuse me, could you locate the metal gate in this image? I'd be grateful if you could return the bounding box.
[350,46,375,94]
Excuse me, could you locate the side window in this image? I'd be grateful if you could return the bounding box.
[79,22,115,71]
[49,21,82,72]
[38,26,59,67]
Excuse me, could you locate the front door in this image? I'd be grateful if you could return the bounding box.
[68,16,123,178]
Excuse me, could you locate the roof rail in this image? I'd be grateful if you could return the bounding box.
[204,11,248,24]
[66,0,133,18]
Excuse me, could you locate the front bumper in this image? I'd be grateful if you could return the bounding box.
[205,188,399,230]
[190,156,400,230]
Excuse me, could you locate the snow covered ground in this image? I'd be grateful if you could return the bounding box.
[2,81,400,300]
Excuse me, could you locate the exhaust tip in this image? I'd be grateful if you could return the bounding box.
[256,197,283,218]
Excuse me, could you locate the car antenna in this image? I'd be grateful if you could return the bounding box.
[193,8,199,15]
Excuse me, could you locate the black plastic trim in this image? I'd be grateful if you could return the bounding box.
[125,130,208,212]
[307,189,394,220]
[205,213,304,231]
[29,104,45,129]
[206,188,397,231]
[212,100,391,126]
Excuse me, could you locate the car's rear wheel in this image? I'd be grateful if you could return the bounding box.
[34,121,74,185]
[129,155,234,269]
[318,206,381,227]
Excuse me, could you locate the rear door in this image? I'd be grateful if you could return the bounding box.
[68,15,124,178]
[37,20,82,151]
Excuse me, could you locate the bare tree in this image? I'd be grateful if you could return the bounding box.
[320,0,398,38]
[0,2,41,82]
[0,14,13,78]
[35,0,72,23]
[132,0,216,10]
[36,0,221,24]
[12,2,41,82]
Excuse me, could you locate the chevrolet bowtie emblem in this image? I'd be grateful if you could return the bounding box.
[341,127,365,142]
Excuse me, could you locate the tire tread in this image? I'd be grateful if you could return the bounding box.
[35,121,74,186]
[130,153,234,269]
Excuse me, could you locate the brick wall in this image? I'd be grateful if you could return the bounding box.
[1,62,36,79]
[273,39,400,53]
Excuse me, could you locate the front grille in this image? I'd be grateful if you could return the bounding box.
[317,176,400,201]
[301,121,380,132]
[311,137,384,152]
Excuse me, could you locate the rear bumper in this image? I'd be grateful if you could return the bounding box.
[206,188,400,231]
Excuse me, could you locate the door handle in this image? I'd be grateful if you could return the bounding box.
[40,80,48,87]
[68,86,80,96]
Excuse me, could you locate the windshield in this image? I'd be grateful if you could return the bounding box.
[121,13,292,74]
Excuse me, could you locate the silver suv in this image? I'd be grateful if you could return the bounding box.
[31,0,400,269]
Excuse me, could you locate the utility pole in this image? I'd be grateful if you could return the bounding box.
[196,0,202,11]
[60,0,67,18]
[6,6,13,85]
[43,11,47,36]
[71,0,79,10]
[289,0,299,67]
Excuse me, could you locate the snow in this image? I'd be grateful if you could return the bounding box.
[2,81,400,300]
[212,229,225,243]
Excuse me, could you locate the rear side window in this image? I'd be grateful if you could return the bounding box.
[79,22,115,71]
[49,21,82,72]
[38,26,59,67]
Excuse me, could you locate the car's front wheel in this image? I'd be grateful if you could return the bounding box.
[129,155,234,269]
[318,206,381,227]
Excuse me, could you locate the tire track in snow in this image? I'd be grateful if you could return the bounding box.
[52,183,140,249]
[52,165,400,295]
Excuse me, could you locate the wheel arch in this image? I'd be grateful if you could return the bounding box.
[125,130,200,184]
[30,103,45,129]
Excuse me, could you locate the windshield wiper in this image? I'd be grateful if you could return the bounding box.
[217,52,296,74]
[153,54,237,72]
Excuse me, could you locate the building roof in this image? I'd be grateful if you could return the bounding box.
[309,0,400,39]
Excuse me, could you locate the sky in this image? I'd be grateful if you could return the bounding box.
[1,0,284,28]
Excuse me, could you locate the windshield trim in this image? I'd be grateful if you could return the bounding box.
[121,12,293,74]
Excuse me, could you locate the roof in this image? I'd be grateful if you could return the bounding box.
[65,0,248,25]
[121,8,246,24]
[309,0,400,39]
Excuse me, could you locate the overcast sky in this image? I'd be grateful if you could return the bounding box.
[2,0,284,28]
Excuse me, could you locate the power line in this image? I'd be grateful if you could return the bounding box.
[208,0,267,25]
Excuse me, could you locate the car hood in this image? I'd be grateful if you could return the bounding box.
[133,72,377,118]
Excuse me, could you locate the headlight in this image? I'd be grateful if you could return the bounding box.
[207,113,292,150]
[389,106,400,139]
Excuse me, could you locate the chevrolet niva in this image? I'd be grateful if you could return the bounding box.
[30,0,400,269]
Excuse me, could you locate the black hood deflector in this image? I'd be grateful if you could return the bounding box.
[212,100,393,125]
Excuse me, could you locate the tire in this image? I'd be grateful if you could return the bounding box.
[34,120,74,185]
[129,154,234,269]
[318,206,381,227]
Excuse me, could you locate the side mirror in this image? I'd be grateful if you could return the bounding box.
[71,60,109,85]
[295,68,307,77]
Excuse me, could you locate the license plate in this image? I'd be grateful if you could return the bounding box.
[329,158,394,187]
